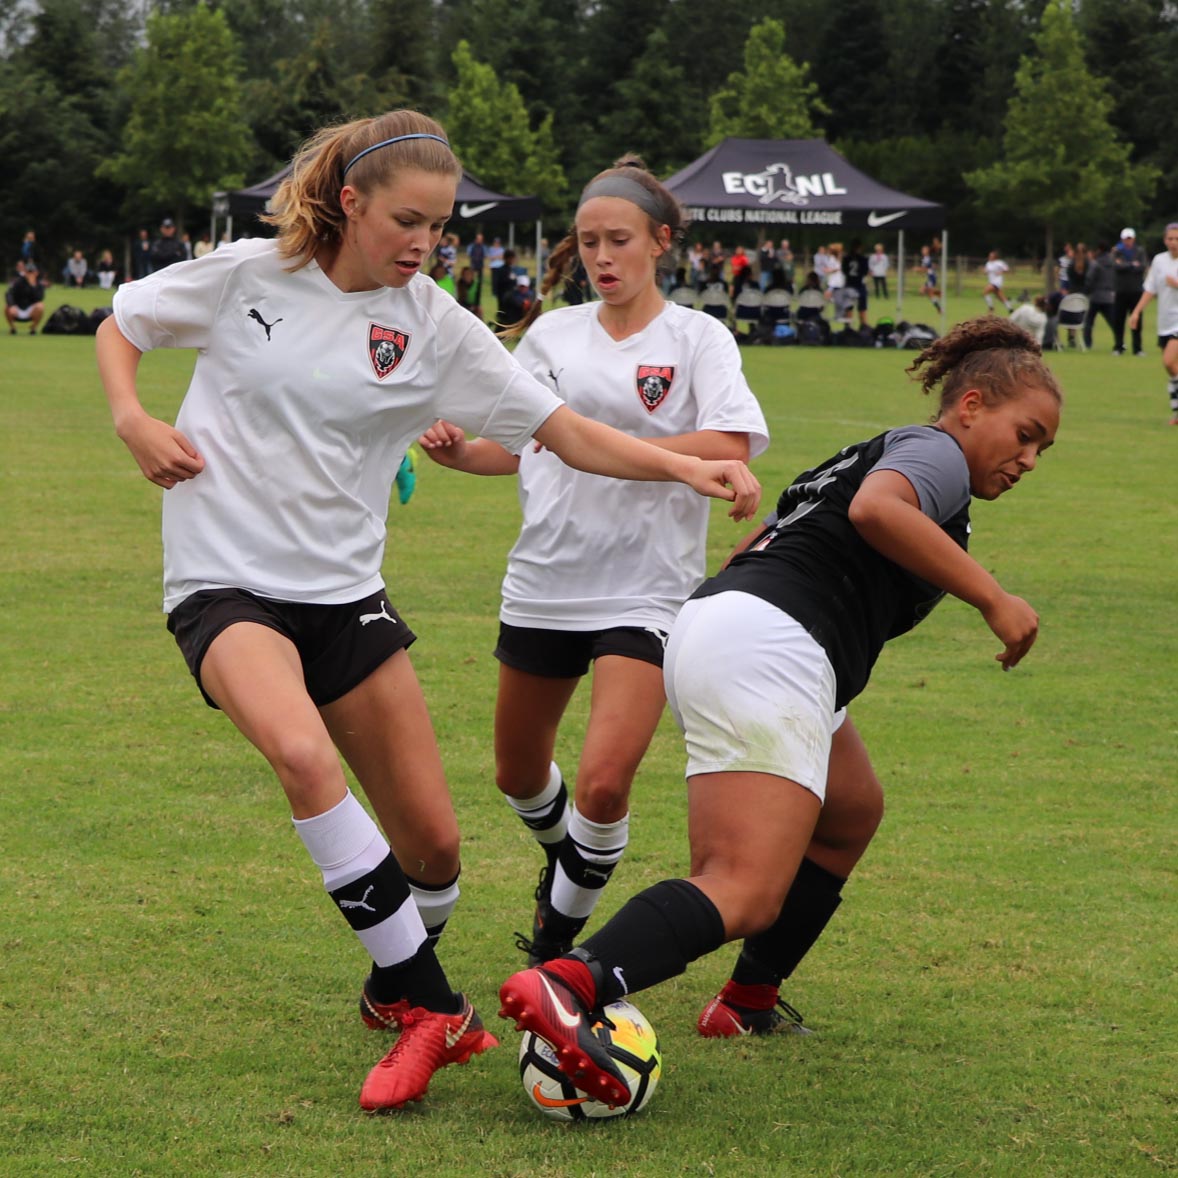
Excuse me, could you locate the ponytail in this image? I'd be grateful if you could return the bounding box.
[263,111,460,269]
[498,153,691,341]
[908,316,1063,415]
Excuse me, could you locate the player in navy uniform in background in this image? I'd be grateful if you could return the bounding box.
[95,110,758,1114]
[499,317,1062,1106]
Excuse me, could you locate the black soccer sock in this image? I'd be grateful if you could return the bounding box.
[367,947,461,1014]
[730,857,845,988]
[1168,374,1178,412]
[578,878,727,1005]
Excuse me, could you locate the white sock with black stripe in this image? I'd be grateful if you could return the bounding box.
[550,807,630,921]
[292,792,425,969]
[505,761,568,860]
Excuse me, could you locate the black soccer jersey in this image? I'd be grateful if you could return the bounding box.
[692,427,971,709]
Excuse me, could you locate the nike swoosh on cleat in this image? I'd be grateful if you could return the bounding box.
[445,1005,474,1049]
[531,1084,589,1109]
[538,974,582,1029]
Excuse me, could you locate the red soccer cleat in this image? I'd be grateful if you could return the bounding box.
[498,967,631,1109]
[358,995,498,1111]
[696,981,812,1038]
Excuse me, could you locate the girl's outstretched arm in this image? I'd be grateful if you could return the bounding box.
[849,469,1039,669]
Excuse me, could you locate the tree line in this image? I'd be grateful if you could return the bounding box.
[1,0,1173,273]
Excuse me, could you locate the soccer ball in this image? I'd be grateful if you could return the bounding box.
[518,999,662,1121]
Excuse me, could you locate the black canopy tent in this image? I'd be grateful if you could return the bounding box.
[212,167,543,257]
[663,138,946,320]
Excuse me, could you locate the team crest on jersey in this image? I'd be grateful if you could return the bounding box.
[636,365,674,413]
[368,323,411,380]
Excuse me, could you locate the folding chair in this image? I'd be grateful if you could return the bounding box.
[668,286,696,308]
[733,287,764,336]
[1056,293,1089,351]
[699,281,731,324]
[762,288,792,323]
[794,288,827,321]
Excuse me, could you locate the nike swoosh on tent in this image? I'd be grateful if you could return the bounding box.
[459,202,499,218]
[867,210,908,227]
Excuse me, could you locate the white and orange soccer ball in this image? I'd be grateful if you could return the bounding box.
[518,999,662,1121]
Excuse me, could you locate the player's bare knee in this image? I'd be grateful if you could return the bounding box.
[573,770,632,822]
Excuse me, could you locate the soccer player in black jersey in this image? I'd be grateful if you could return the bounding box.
[499,317,1062,1107]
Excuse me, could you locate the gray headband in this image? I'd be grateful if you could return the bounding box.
[343,133,450,178]
[578,174,666,221]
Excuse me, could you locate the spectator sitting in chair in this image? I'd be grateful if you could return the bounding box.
[6,263,47,335]
[65,249,89,288]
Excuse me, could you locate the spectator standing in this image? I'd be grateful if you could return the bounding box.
[1083,242,1116,349]
[132,229,153,279]
[758,239,776,291]
[181,234,193,261]
[6,263,47,334]
[150,218,187,272]
[468,231,485,283]
[689,242,707,291]
[869,243,889,299]
[487,236,505,288]
[193,232,214,259]
[19,230,40,274]
[1128,223,1178,424]
[438,232,458,276]
[730,244,752,295]
[1112,228,1146,355]
[776,239,795,292]
[843,239,870,327]
[1057,243,1074,292]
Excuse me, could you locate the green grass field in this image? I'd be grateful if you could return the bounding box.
[1,290,1174,1177]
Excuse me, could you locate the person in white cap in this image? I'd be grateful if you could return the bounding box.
[1128,223,1178,423]
[1112,228,1146,354]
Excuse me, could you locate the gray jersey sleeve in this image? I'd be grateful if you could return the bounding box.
[870,426,970,523]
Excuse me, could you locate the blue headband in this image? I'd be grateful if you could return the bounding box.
[342,133,451,178]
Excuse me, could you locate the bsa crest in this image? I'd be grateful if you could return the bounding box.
[636,365,674,414]
[368,323,411,380]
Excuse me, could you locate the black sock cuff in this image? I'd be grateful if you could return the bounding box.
[796,856,846,895]
[633,878,726,958]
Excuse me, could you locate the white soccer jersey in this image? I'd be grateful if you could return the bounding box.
[500,302,769,633]
[114,239,561,611]
[1143,251,1178,336]
[984,259,1009,287]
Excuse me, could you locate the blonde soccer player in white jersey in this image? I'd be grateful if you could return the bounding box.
[419,155,769,966]
[95,115,759,1115]
[1128,223,1178,424]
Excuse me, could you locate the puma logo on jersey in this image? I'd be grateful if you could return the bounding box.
[247,308,283,340]
[338,885,377,912]
[360,603,395,626]
[547,367,563,393]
